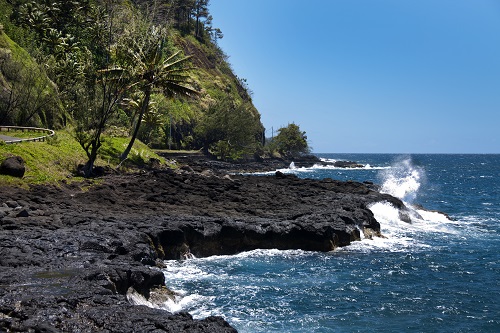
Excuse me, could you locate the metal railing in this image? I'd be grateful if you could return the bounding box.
[0,126,55,144]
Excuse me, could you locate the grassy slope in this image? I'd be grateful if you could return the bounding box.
[0,29,33,93]
[0,130,166,187]
[1,24,65,128]
[173,32,260,120]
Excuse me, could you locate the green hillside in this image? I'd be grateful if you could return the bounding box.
[0,0,311,182]
[0,0,264,174]
[0,25,65,129]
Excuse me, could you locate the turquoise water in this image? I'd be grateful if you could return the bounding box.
[162,154,500,332]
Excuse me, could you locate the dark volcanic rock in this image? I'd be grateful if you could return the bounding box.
[159,153,322,174]
[332,160,364,168]
[0,168,408,332]
[161,153,369,175]
[0,156,25,178]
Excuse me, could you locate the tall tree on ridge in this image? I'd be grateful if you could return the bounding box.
[194,0,209,39]
[173,0,195,32]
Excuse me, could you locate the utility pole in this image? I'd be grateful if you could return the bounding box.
[169,114,172,150]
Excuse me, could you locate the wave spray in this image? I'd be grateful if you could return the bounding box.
[378,156,424,204]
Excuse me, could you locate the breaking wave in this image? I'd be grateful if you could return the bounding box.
[156,154,500,333]
[378,156,424,204]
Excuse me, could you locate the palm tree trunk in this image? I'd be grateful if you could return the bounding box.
[120,89,151,162]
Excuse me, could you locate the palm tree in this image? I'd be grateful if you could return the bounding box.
[119,26,197,162]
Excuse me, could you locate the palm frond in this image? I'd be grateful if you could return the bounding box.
[163,50,183,63]
[162,55,193,71]
[162,82,199,97]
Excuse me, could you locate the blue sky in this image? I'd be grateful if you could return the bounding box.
[209,0,500,153]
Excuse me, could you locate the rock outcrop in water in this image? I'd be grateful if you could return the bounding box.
[0,166,408,332]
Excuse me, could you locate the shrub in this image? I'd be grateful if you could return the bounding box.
[273,123,310,158]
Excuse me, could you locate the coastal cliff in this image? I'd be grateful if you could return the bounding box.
[0,163,410,332]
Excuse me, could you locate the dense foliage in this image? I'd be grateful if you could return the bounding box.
[0,0,312,171]
[0,27,64,128]
[270,123,310,158]
[195,97,264,160]
[0,0,267,173]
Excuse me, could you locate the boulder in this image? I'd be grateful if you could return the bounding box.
[0,156,25,178]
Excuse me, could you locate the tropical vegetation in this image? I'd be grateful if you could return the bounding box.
[268,123,310,158]
[0,0,310,178]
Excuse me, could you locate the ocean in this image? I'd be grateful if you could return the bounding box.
[160,154,500,332]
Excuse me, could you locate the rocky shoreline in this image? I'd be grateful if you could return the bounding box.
[0,156,410,332]
[166,152,364,175]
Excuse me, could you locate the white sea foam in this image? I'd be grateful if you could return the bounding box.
[369,202,455,234]
[159,249,309,317]
[162,293,214,314]
[415,209,453,224]
[126,285,210,314]
[319,157,337,163]
[347,156,456,252]
[159,260,220,314]
[163,261,217,281]
[126,288,157,308]
[377,157,455,229]
[239,158,391,176]
[232,248,306,259]
[311,163,390,171]
[341,201,456,253]
[169,248,308,263]
[378,157,423,203]
[241,164,389,176]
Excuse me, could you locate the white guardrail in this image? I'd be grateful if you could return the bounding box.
[0,126,55,144]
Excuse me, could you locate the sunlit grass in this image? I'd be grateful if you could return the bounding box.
[0,130,46,139]
[0,129,169,186]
